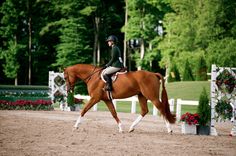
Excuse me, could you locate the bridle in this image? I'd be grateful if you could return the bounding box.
[66,66,103,93]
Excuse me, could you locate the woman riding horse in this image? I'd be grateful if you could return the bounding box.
[102,35,124,91]
[64,64,176,133]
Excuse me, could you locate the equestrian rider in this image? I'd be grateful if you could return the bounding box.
[103,35,124,91]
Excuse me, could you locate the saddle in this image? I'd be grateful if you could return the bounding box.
[101,67,127,100]
[101,67,127,82]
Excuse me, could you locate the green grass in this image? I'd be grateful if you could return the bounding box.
[166,81,210,100]
[96,101,154,114]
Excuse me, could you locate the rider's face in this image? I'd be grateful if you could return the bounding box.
[107,40,113,47]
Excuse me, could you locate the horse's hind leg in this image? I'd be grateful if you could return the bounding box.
[151,99,173,133]
[129,94,148,132]
[104,100,123,133]
[74,97,99,129]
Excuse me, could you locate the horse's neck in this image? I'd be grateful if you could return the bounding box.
[77,64,97,82]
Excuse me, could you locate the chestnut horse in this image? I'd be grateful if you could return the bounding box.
[64,64,176,133]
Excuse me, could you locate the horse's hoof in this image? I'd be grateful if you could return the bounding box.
[168,130,173,135]
[72,126,78,132]
[128,128,134,133]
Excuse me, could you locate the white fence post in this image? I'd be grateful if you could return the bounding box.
[210,64,218,136]
[113,100,117,110]
[153,106,158,116]
[131,97,137,114]
[176,99,199,121]
[152,98,174,116]
[93,104,98,111]
[176,99,182,121]
[169,99,175,112]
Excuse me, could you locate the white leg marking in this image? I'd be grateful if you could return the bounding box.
[165,119,172,134]
[74,115,83,129]
[129,115,143,132]
[118,122,123,133]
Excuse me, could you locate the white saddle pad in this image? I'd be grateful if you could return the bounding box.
[101,70,127,82]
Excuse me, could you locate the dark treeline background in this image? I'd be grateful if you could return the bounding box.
[1,0,236,86]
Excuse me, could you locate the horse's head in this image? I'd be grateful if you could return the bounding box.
[63,64,99,93]
[64,67,74,93]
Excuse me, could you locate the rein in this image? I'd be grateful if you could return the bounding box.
[81,66,102,83]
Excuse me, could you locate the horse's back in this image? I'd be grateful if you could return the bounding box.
[116,70,161,91]
[123,70,159,82]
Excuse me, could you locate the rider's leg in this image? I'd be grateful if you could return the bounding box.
[102,66,121,91]
[103,74,113,91]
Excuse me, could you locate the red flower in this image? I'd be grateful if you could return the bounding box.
[180,112,200,125]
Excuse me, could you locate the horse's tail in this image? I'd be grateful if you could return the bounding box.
[155,73,176,124]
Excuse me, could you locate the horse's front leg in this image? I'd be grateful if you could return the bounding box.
[104,100,123,133]
[74,97,98,129]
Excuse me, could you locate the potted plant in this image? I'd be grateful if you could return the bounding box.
[197,87,211,135]
[180,112,200,134]
[67,91,75,111]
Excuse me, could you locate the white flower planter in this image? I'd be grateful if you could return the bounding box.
[181,122,197,135]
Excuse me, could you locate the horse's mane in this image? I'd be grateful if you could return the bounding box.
[65,64,97,73]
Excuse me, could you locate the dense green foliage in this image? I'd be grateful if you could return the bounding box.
[159,0,236,80]
[168,62,180,82]
[0,85,50,101]
[0,0,235,86]
[196,56,207,81]
[182,59,194,81]
[67,92,74,106]
[197,87,211,126]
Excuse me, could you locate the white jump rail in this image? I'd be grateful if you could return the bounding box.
[176,99,199,121]
[74,94,175,116]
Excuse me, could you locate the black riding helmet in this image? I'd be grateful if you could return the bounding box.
[106,35,118,43]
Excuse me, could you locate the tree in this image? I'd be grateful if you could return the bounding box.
[182,59,194,81]
[124,0,166,70]
[0,0,55,85]
[79,0,103,66]
[158,0,198,77]
[196,55,207,81]
[0,0,25,85]
[53,18,92,68]
[197,87,211,126]
[159,0,236,80]
[168,62,180,82]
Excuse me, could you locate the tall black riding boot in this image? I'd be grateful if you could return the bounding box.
[103,74,113,91]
